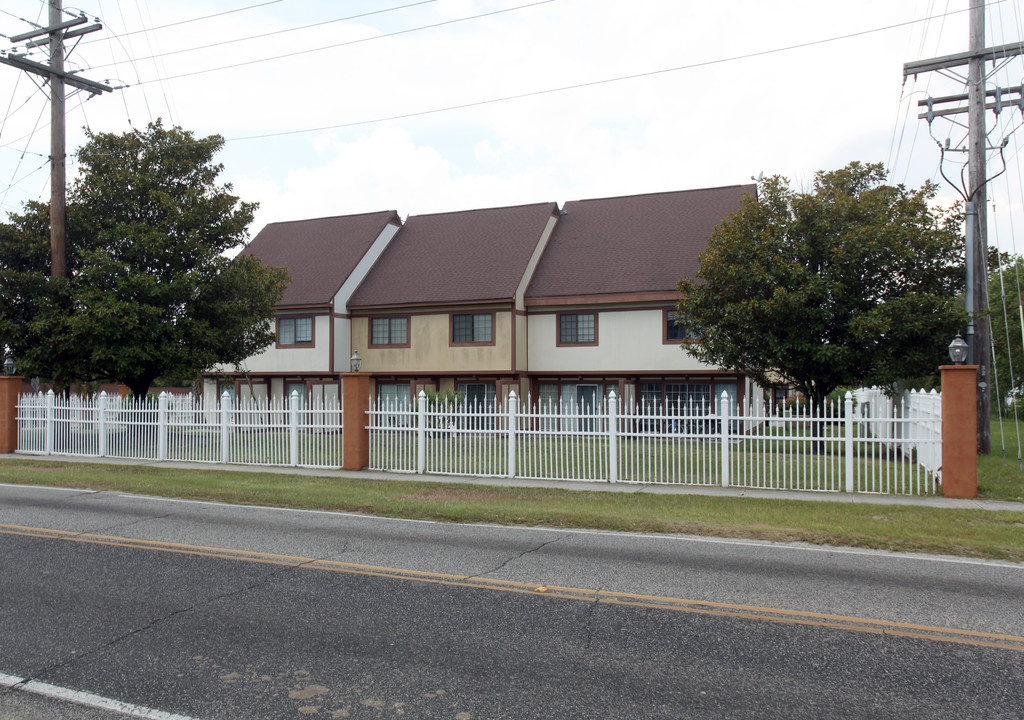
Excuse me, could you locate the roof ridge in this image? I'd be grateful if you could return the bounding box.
[405,200,558,220]
[263,209,400,227]
[564,184,756,206]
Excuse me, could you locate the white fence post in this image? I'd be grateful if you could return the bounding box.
[720,390,730,487]
[44,390,54,455]
[608,391,618,484]
[507,391,518,478]
[220,391,231,464]
[289,390,300,467]
[97,391,108,458]
[417,390,427,475]
[157,392,168,461]
[844,391,855,493]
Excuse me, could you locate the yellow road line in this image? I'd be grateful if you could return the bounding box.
[4,523,1023,652]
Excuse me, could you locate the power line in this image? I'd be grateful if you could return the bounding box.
[86,0,437,67]
[219,4,983,146]
[124,0,554,85]
[90,0,287,41]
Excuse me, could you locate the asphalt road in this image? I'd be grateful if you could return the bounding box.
[1,483,1022,719]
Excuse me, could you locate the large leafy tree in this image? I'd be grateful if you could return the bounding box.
[0,121,288,397]
[989,255,1024,410]
[677,161,965,411]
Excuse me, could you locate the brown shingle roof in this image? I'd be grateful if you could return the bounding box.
[526,185,755,300]
[240,211,401,307]
[349,202,559,308]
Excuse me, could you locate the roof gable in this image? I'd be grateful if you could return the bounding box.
[240,210,401,307]
[349,202,559,308]
[525,185,755,300]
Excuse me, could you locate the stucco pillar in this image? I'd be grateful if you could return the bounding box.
[342,373,370,471]
[0,376,24,453]
[940,365,978,498]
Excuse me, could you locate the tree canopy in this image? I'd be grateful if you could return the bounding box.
[989,254,1024,409]
[0,121,288,397]
[676,161,965,409]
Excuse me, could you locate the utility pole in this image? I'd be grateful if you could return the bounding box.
[0,0,110,278]
[49,0,66,279]
[903,0,1024,455]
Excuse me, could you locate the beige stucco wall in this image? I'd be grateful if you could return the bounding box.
[528,308,718,372]
[222,315,332,374]
[353,310,514,374]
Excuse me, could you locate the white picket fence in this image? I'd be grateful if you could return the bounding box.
[16,390,343,468]
[368,390,943,494]
[15,387,943,495]
[854,388,942,478]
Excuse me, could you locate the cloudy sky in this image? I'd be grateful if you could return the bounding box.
[1,0,1023,250]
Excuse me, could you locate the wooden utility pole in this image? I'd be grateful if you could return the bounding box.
[0,0,110,277]
[903,0,1024,454]
[49,0,66,278]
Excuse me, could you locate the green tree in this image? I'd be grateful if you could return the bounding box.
[676,161,965,412]
[990,255,1024,412]
[0,121,288,397]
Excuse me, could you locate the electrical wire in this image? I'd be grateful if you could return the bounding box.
[86,0,438,68]
[126,0,555,84]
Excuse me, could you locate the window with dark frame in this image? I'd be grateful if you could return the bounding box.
[452,313,492,343]
[278,316,312,345]
[666,311,686,341]
[371,317,408,345]
[666,310,699,341]
[559,313,595,344]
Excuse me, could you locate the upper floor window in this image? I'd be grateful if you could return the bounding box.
[452,313,493,344]
[371,316,409,346]
[278,316,312,346]
[666,310,700,343]
[559,312,596,345]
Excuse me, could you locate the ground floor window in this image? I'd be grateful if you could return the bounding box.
[666,383,712,411]
[285,382,306,409]
[376,382,411,427]
[457,383,496,411]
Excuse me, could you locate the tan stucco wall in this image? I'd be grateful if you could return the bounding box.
[515,311,528,372]
[528,308,718,372]
[353,311,514,374]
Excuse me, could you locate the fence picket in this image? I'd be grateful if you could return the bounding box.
[14,385,942,495]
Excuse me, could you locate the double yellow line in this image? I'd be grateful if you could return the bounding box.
[4,522,1023,653]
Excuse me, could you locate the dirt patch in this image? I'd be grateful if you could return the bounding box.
[398,487,527,504]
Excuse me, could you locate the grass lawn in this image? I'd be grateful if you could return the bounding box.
[982,414,1024,502]
[1,456,1022,563]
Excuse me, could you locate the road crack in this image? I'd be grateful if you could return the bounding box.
[8,554,327,692]
[463,534,569,580]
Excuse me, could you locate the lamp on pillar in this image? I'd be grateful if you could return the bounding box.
[940,335,978,498]
[0,355,19,453]
[948,334,968,365]
[350,350,362,373]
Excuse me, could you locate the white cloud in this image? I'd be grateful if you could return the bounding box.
[1,0,1021,250]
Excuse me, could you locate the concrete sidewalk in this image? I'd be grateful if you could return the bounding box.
[3,452,1023,512]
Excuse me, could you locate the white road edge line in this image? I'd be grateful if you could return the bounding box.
[113,493,1024,569]
[5,483,1019,570]
[0,482,100,493]
[0,671,201,720]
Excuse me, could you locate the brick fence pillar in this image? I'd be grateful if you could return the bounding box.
[0,376,24,453]
[940,364,978,498]
[341,373,370,471]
